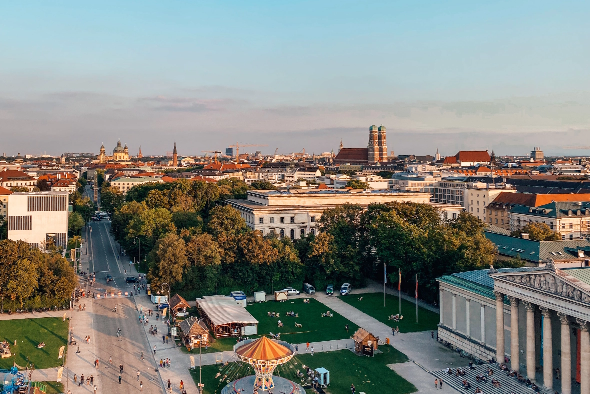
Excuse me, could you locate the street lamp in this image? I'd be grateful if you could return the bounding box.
[161,282,171,321]
[197,334,204,394]
[134,237,141,265]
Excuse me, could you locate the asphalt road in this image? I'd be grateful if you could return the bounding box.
[83,220,163,394]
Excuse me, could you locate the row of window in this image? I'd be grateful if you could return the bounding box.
[270,228,316,239]
[8,215,32,230]
[257,216,316,224]
[27,195,68,212]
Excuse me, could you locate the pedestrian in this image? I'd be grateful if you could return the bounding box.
[120,364,124,373]
[109,356,112,364]
[141,352,144,360]
[435,378,438,389]
[162,335,166,344]
[166,335,169,344]
[311,346,314,356]
[76,346,80,353]
[306,342,309,352]
[350,383,355,394]
[90,375,94,385]
[167,379,171,390]
[119,375,122,384]
[160,359,163,368]
[153,345,156,355]
[180,380,184,390]
[345,324,349,332]
[93,385,97,394]
[439,379,443,389]
[137,371,140,381]
[431,331,434,339]
[74,374,77,384]
[392,327,395,336]
[80,374,85,386]
[140,381,143,391]
[67,390,71,394]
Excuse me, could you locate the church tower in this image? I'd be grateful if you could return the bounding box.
[367,125,378,163]
[138,146,143,159]
[435,148,440,161]
[98,143,106,163]
[172,142,178,167]
[377,125,387,162]
[339,139,343,153]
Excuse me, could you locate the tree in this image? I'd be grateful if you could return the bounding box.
[96,169,105,187]
[250,181,277,190]
[0,218,7,240]
[346,180,369,189]
[37,179,51,191]
[100,186,124,215]
[148,233,188,289]
[0,240,40,307]
[68,212,85,236]
[218,178,249,199]
[10,186,30,192]
[510,222,560,241]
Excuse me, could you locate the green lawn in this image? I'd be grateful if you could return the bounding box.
[179,337,236,355]
[190,346,415,394]
[246,298,359,343]
[37,382,64,394]
[0,318,69,369]
[339,292,440,333]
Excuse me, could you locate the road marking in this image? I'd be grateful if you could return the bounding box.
[103,222,123,274]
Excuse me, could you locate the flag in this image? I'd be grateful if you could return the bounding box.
[57,367,63,382]
[58,346,65,359]
[383,263,387,284]
[398,268,401,291]
[190,356,195,369]
[415,274,418,299]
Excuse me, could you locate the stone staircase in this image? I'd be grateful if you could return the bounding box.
[431,364,554,394]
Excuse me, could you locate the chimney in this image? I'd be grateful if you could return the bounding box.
[521,233,530,240]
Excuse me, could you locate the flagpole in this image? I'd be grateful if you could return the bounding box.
[398,268,401,315]
[383,262,386,308]
[415,274,419,324]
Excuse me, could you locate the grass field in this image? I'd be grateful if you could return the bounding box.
[0,318,69,369]
[38,382,64,394]
[339,292,439,333]
[191,346,415,394]
[246,298,359,343]
[180,337,236,355]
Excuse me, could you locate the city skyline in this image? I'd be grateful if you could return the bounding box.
[1,1,590,156]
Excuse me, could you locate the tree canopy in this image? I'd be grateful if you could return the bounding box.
[510,222,560,241]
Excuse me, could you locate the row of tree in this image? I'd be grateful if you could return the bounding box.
[104,178,504,302]
[0,239,78,311]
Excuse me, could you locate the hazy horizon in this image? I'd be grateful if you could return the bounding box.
[2,1,590,157]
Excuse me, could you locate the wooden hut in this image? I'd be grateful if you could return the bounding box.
[178,317,210,350]
[352,328,378,356]
[169,294,190,315]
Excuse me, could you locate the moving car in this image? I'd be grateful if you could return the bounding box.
[230,291,247,300]
[105,274,113,283]
[326,284,334,295]
[303,283,315,294]
[340,283,352,295]
[280,287,300,296]
[125,276,138,283]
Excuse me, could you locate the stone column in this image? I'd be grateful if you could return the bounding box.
[481,305,486,343]
[540,307,553,389]
[524,301,536,380]
[577,319,590,394]
[466,298,471,337]
[495,291,505,363]
[509,296,519,372]
[453,294,457,330]
[558,313,571,394]
[439,288,444,325]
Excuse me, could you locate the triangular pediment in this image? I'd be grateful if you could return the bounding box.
[491,269,590,305]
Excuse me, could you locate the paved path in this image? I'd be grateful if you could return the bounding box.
[0,310,67,321]
[314,292,465,393]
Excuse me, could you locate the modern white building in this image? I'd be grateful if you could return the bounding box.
[464,184,516,222]
[110,176,164,194]
[7,191,69,250]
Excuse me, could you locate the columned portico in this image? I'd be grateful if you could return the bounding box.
[509,296,519,372]
[540,307,553,389]
[578,319,590,394]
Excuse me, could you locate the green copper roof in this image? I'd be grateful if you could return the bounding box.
[438,268,522,301]
[563,268,590,286]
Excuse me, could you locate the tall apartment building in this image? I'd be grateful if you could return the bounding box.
[7,191,69,250]
[510,202,590,240]
[0,186,12,219]
[464,184,516,222]
[434,180,467,206]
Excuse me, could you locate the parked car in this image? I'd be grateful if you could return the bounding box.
[280,287,300,296]
[326,284,334,295]
[125,276,138,283]
[303,283,316,294]
[230,291,247,300]
[105,274,113,283]
[340,283,352,295]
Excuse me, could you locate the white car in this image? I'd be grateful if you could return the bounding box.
[280,287,301,296]
[340,283,352,295]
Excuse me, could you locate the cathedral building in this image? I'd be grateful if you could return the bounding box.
[97,141,131,163]
[335,125,389,165]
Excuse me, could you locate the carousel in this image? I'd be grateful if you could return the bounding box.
[221,336,304,394]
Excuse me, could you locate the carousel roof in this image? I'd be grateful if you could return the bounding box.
[235,336,293,361]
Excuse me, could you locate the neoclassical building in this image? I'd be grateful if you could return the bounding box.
[97,141,130,163]
[438,264,590,394]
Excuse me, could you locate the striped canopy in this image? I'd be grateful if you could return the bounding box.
[235,336,293,361]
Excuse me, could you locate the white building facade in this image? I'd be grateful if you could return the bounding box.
[7,192,69,250]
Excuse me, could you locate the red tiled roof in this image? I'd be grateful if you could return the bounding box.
[0,170,33,181]
[455,151,490,163]
[443,156,457,164]
[334,148,368,163]
[317,183,328,189]
[490,192,590,207]
[0,186,12,195]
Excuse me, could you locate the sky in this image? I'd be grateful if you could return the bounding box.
[1,1,590,157]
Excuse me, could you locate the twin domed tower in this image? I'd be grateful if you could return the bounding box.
[367,125,387,163]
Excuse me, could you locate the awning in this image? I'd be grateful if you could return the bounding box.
[197,296,258,326]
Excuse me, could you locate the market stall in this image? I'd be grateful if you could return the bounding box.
[196,295,258,337]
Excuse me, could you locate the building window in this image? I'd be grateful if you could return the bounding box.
[290,229,295,239]
[280,229,285,238]
[570,234,574,240]
[270,217,274,224]
[280,217,284,224]
[290,217,295,224]
[477,208,479,213]
[569,223,573,229]
[300,228,305,237]
[259,217,264,224]
[495,218,498,224]
[8,215,32,231]
[310,228,316,235]
[501,219,504,225]
[310,216,316,222]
